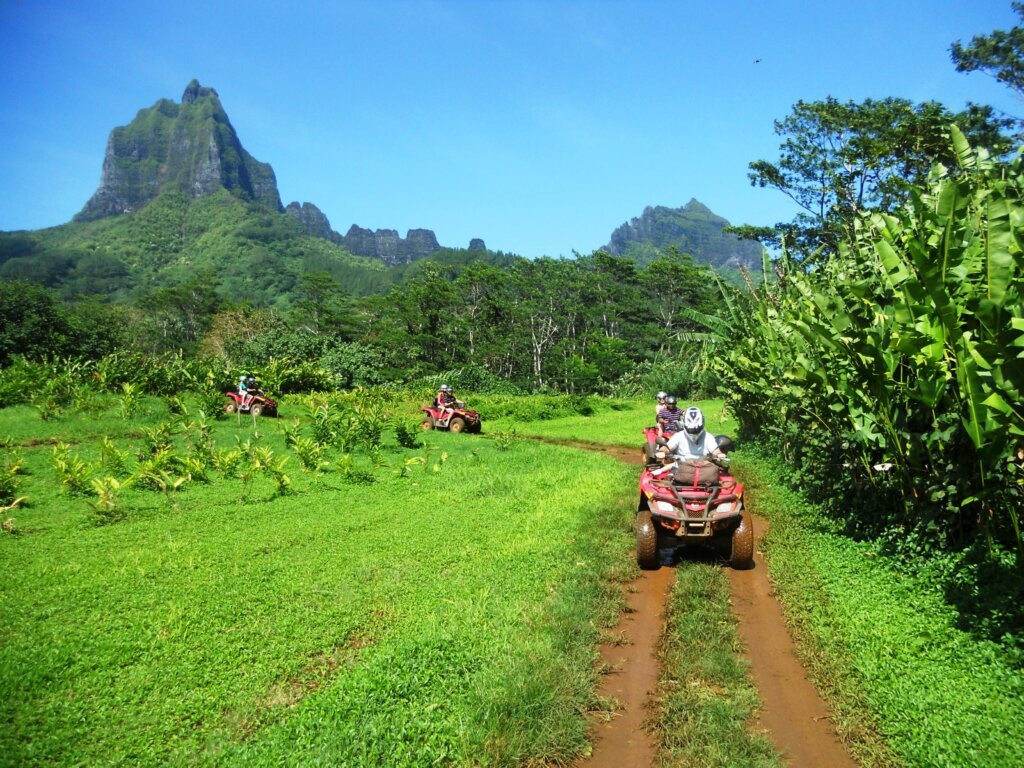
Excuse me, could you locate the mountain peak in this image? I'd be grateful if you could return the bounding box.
[182,79,219,104]
[604,199,761,270]
[74,81,281,222]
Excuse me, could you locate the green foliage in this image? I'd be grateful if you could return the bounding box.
[951,2,1024,100]
[748,97,1012,261]
[720,131,1024,560]
[742,448,1024,767]
[0,449,27,506]
[0,281,123,366]
[87,476,125,522]
[393,419,422,449]
[50,442,92,497]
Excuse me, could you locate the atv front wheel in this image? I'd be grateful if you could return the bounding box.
[730,508,755,569]
[636,509,659,570]
[449,416,466,433]
[249,402,264,417]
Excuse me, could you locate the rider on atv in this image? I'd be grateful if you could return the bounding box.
[665,406,727,462]
[434,384,456,421]
[655,390,668,418]
[238,375,257,409]
[656,395,683,437]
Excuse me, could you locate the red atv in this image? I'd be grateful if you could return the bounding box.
[635,437,753,570]
[224,389,278,417]
[420,401,482,433]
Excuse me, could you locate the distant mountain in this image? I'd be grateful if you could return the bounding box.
[605,199,762,271]
[0,81,500,303]
[2,81,759,308]
[75,80,282,222]
[72,80,469,266]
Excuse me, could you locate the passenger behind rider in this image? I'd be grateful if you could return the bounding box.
[656,395,683,437]
[665,406,727,462]
[654,390,668,420]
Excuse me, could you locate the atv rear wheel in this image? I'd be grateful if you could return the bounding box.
[421,418,434,431]
[449,416,466,433]
[224,402,238,415]
[730,507,755,569]
[636,509,659,570]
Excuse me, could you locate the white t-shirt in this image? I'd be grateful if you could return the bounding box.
[666,430,720,461]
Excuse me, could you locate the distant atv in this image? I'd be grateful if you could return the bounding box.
[420,401,482,433]
[224,390,278,418]
[635,436,753,570]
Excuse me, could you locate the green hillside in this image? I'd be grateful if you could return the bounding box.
[0,191,393,306]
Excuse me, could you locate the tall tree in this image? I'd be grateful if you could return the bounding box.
[135,272,222,352]
[291,271,354,337]
[951,3,1024,99]
[747,97,1010,261]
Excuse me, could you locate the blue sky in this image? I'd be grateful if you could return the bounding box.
[1,1,1021,258]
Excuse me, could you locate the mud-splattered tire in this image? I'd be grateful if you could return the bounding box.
[636,509,659,570]
[730,507,755,569]
[249,402,264,417]
[421,418,434,431]
[449,417,466,433]
[224,402,238,415]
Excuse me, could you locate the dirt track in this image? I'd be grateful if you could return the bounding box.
[561,441,859,768]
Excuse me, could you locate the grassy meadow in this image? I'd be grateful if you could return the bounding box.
[1,395,638,766]
[4,392,1021,767]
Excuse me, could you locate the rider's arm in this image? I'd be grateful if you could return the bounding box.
[704,434,727,461]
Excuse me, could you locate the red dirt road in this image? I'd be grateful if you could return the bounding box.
[568,441,859,768]
[729,514,859,768]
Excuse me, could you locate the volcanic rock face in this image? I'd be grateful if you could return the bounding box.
[283,203,443,264]
[74,80,282,222]
[285,202,342,243]
[339,225,441,265]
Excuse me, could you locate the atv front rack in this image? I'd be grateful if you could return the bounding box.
[646,477,741,537]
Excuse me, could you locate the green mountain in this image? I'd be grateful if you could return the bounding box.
[605,199,762,271]
[0,80,479,305]
[0,190,392,306]
[1,81,758,309]
[75,80,282,222]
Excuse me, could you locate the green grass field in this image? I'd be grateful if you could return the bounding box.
[1,397,637,766]
[4,393,1021,767]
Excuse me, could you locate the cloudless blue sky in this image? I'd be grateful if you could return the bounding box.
[1,0,1021,258]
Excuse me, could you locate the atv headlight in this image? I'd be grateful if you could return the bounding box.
[655,501,676,514]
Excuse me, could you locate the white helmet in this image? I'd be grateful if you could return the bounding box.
[656,391,668,400]
[683,406,705,436]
